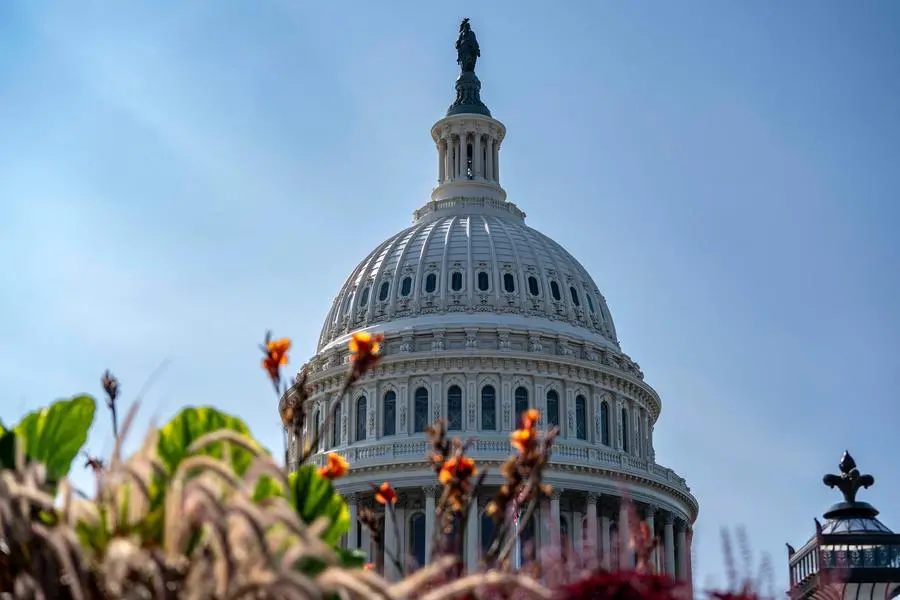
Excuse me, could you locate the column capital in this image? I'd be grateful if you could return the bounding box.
[643,503,658,518]
[585,492,600,505]
[663,511,675,526]
[423,485,439,499]
[550,488,564,501]
[345,492,359,504]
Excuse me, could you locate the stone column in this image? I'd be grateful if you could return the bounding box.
[664,513,676,576]
[619,501,634,569]
[384,506,398,579]
[600,511,612,568]
[572,510,583,555]
[347,494,359,550]
[585,493,599,558]
[493,142,500,182]
[644,505,656,571]
[550,489,562,548]
[686,527,694,597]
[486,138,494,181]
[361,518,372,564]
[424,487,437,564]
[456,134,464,179]
[466,503,479,571]
[540,497,551,549]
[677,522,689,580]
[473,132,482,178]
[394,500,406,575]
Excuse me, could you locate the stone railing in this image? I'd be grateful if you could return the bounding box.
[308,434,692,497]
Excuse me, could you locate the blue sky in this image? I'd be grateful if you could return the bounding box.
[1,1,899,594]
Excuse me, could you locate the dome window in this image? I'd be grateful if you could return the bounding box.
[527,276,540,297]
[425,273,438,293]
[600,400,610,446]
[481,385,497,431]
[586,294,595,314]
[332,402,342,447]
[400,276,413,297]
[503,273,515,293]
[383,391,396,436]
[414,387,429,433]
[569,286,580,307]
[451,271,463,292]
[550,280,561,301]
[575,395,587,440]
[355,396,367,442]
[546,390,560,428]
[359,287,370,307]
[514,387,529,427]
[378,281,390,302]
[447,385,463,431]
[477,271,490,291]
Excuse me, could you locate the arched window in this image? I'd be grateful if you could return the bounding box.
[621,407,629,453]
[359,287,370,307]
[378,281,390,301]
[570,286,580,307]
[409,513,426,568]
[481,513,495,555]
[481,385,497,431]
[514,387,529,427]
[586,294,596,313]
[332,402,341,447]
[355,396,367,442]
[414,387,429,433]
[546,390,560,428]
[503,273,515,293]
[383,391,396,437]
[447,385,463,431]
[451,271,463,291]
[401,276,412,296]
[600,401,610,446]
[575,395,587,440]
[312,409,320,447]
[527,276,540,296]
[477,271,490,291]
[550,280,561,301]
[425,273,437,293]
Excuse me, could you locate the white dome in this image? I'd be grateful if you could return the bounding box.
[317,198,619,353]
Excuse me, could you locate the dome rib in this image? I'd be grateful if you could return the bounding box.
[316,210,621,352]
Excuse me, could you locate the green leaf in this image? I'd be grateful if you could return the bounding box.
[288,464,349,546]
[156,406,260,478]
[13,395,96,481]
[253,474,287,503]
[336,547,367,569]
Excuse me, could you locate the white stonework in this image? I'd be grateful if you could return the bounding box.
[288,28,698,587]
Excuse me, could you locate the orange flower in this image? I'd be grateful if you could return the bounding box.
[262,337,292,379]
[317,452,349,480]
[438,456,477,485]
[363,563,375,571]
[374,481,397,505]
[348,331,384,375]
[510,427,533,454]
[521,408,540,429]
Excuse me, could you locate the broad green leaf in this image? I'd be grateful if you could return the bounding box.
[253,474,287,502]
[289,464,349,546]
[13,395,96,481]
[156,406,261,478]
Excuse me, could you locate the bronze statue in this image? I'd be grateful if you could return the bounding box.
[456,18,480,73]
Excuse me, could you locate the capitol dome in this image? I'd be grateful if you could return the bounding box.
[289,19,697,588]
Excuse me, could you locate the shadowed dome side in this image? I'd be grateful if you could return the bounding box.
[316,213,619,353]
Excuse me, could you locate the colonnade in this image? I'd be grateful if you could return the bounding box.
[342,486,693,586]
